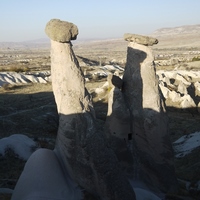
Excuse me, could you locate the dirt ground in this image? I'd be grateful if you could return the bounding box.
[0,80,200,199]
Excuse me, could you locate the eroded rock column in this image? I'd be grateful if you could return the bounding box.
[106,33,178,193]
[124,34,177,192]
[45,19,136,200]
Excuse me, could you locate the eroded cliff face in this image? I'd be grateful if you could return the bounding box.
[46,19,177,199]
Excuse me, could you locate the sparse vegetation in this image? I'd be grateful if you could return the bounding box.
[1,83,26,91]
[0,65,29,73]
[192,56,200,62]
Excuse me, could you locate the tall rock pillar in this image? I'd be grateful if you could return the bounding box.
[45,19,136,200]
[123,33,178,193]
[105,33,178,193]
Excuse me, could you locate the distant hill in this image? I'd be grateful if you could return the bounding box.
[152,24,200,37]
[1,24,200,50]
[0,38,50,49]
[150,24,200,49]
[74,24,200,53]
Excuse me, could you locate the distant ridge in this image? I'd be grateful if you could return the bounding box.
[0,38,50,49]
[151,24,200,37]
[23,38,49,43]
[149,24,200,49]
[1,24,200,50]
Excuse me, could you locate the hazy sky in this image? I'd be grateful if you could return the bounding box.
[1,0,200,42]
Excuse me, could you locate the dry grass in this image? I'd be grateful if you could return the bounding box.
[0,82,52,95]
[0,65,29,73]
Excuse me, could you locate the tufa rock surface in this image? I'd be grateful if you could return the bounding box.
[124,33,158,46]
[13,19,178,199]
[45,19,78,42]
[105,34,178,193]
[123,41,177,193]
[46,19,136,200]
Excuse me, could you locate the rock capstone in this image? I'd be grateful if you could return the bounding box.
[45,19,78,42]
[124,33,158,46]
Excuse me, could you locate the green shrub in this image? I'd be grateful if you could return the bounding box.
[192,57,200,62]
[0,65,29,73]
[9,66,29,72]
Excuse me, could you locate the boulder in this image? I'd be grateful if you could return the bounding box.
[157,70,199,110]
[198,102,200,113]
[0,134,37,160]
[164,71,177,80]
[175,73,191,86]
[180,94,196,109]
[177,82,188,95]
[124,33,158,46]
[163,76,171,86]
[194,81,200,96]
[159,83,170,99]
[169,90,181,103]
[11,149,83,200]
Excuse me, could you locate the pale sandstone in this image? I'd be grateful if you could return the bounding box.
[45,19,78,42]
[48,20,136,200]
[106,37,178,193]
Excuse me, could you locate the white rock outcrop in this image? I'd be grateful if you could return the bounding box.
[194,81,200,96]
[0,72,49,87]
[157,70,200,110]
[0,134,37,160]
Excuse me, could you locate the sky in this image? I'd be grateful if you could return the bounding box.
[0,0,200,42]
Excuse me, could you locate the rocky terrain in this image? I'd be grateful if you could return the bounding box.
[0,24,200,199]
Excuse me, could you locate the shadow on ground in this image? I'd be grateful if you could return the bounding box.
[0,85,200,199]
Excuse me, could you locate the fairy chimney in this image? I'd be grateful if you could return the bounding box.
[106,33,178,193]
[45,19,136,200]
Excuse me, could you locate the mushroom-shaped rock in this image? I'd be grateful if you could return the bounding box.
[106,33,178,193]
[45,19,78,42]
[124,33,158,46]
[44,20,136,200]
